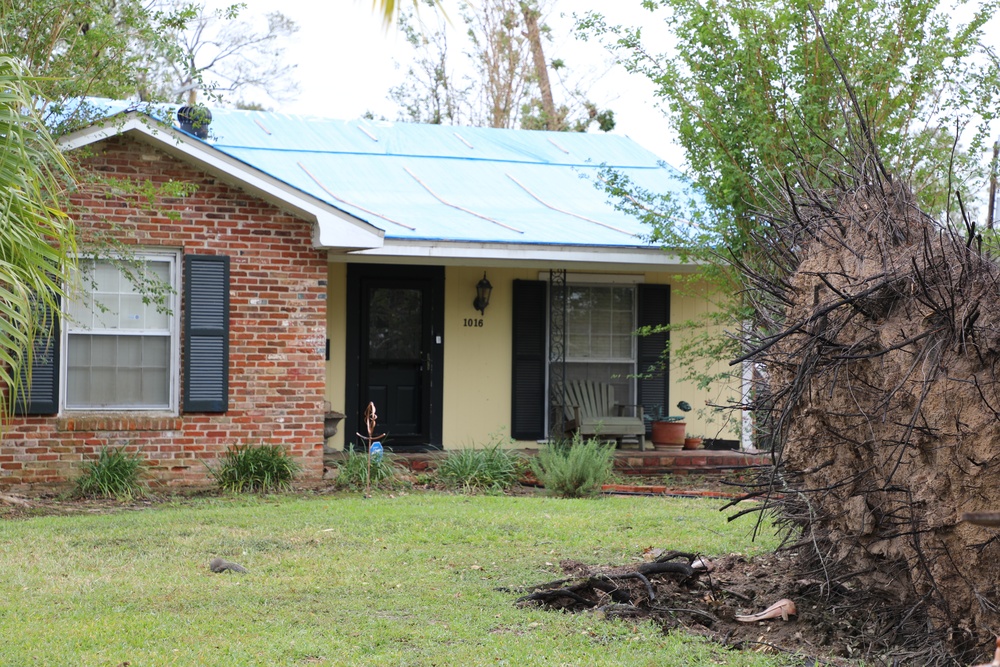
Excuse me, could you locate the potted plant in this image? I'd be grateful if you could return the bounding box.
[683,433,704,450]
[645,401,692,450]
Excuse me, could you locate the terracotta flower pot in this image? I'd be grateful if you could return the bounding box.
[651,421,685,447]
[683,437,704,450]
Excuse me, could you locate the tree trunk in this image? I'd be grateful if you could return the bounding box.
[520,2,556,130]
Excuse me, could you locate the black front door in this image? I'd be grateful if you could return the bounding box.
[346,265,444,450]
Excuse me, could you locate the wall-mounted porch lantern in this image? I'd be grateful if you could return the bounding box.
[473,272,493,315]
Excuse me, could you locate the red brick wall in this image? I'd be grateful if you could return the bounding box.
[0,135,328,490]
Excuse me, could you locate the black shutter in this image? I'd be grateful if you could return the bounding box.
[511,280,547,440]
[637,284,670,431]
[14,299,60,416]
[184,255,230,413]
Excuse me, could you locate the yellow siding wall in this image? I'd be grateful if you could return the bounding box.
[648,273,742,443]
[442,266,538,447]
[325,264,736,450]
[325,263,347,450]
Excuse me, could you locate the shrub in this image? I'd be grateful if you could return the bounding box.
[436,445,523,493]
[530,434,615,498]
[74,446,147,500]
[334,446,400,490]
[207,443,300,493]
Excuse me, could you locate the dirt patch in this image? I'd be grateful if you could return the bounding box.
[0,489,219,520]
[512,548,910,665]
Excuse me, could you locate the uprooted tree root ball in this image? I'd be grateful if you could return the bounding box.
[738,166,1000,664]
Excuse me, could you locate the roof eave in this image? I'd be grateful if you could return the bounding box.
[336,239,697,272]
[58,113,386,253]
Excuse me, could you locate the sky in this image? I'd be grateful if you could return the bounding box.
[200,0,687,168]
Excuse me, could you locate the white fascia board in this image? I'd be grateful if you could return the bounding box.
[339,239,698,272]
[59,115,385,252]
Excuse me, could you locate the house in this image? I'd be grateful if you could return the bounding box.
[0,103,732,489]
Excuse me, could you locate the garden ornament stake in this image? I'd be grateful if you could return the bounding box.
[356,401,386,498]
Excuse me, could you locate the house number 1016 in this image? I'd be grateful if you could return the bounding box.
[463,318,484,327]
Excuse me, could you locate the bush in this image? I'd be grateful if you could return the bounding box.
[436,445,523,493]
[530,434,615,498]
[74,446,147,500]
[207,443,300,493]
[334,446,400,490]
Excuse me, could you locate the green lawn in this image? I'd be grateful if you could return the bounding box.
[0,493,786,666]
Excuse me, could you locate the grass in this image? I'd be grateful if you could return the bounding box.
[0,493,784,666]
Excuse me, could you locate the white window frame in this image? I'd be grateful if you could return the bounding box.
[61,251,181,413]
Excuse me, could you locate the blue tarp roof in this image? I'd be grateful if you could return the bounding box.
[83,102,694,248]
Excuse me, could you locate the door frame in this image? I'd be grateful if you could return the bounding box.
[345,264,444,451]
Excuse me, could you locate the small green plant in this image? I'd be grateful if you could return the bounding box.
[530,433,615,498]
[436,445,523,493]
[207,443,300,493]
[334,446,399,490]
[74,445,147,500]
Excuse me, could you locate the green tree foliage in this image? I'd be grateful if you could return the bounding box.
[0,0,193,129]
[580,0,999,251]
[578,0,999,399]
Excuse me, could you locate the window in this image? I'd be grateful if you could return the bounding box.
[564,284,636,406]
[511,279,668,442]
[63,254,179,411]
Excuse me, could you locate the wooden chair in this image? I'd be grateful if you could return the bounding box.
[559,380,646,450]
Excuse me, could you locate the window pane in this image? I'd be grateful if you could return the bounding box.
[566,285,635,361]
[591,334,611,358]
[91,367,116,404]
[119,294,146,329]
[67,293,95,330]
[92,293,120,330]
[368,287,421,361]
[143,336,169,367]
[93,261,120,293]
[119,336,142,366]
[592,288,611,310]
[142,368,169,405]
[70,335,92,365]
[66,334,171,409]
[91,336,116,366]
[568,333,589,358]
[118,368,142,399]
[147,261,171,286]
[613,334,633,359]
